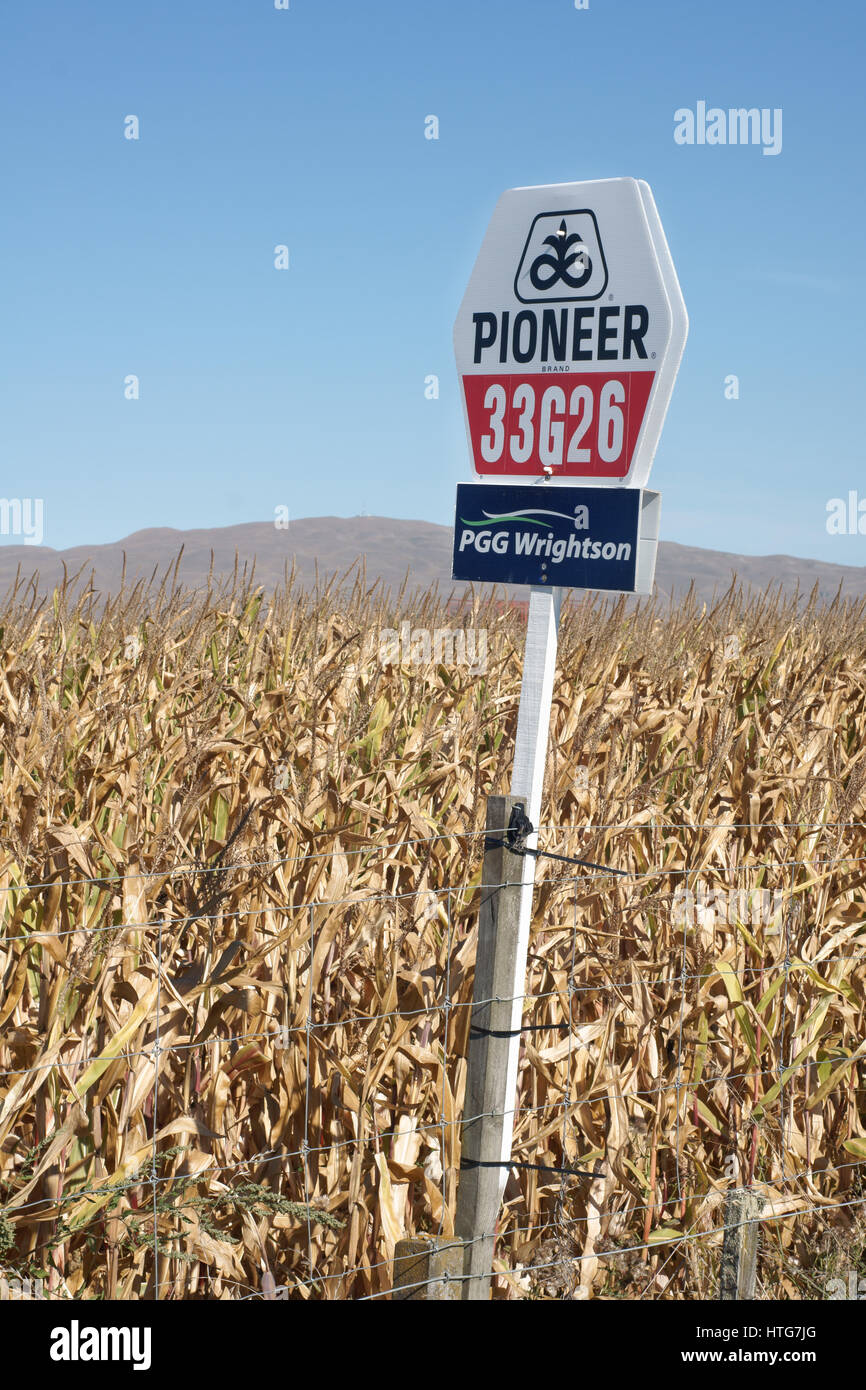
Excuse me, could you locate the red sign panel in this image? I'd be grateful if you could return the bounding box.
[461,371,655,478]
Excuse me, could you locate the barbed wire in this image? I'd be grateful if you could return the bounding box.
[9,1122,866,1298]
[1,817,865,899]
[15,1168,866,1303]
[2,832,864,1302]
[7,1075,866,1227]
[18,1160,866,1303]
[0,826,503,897]
[4,952,866,1088]
[2,853,864,948]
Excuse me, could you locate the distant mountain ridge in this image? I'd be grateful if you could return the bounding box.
[1,516,864,606]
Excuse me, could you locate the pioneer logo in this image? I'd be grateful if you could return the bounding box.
[515,209,608,303]
[528,218,592,291]
[454,178,686,488]
[471,303,649,366]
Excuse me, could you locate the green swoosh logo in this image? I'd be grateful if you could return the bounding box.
[459,513,553,529]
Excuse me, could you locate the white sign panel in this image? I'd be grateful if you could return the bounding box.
[453,178,687,489]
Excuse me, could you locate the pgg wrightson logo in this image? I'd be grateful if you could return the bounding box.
[514,210,608,303]
[457,501,634,566]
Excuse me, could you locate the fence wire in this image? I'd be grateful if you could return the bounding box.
[1,820,865,1301]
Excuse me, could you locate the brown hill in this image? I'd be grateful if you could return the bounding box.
[1,517,864,606]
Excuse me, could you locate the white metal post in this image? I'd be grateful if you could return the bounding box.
[496,584,563,1184]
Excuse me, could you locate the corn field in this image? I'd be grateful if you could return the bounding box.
[1,565,865,1300]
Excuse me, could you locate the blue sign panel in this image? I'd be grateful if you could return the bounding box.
[452,483,654,593]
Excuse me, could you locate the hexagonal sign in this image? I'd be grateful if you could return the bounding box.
[453,178,687,489]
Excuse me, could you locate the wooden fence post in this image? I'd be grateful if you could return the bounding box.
[719,1187,762,1299]
[392,1238,464,1300]
[452,793,525,1300]
[391,586,561,1302]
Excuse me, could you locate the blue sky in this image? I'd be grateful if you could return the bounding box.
[1,0,864,564]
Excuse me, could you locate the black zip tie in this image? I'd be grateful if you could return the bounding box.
[460,1159,602,1180]
[486,805,628,877]
[470,1022,570,1039]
